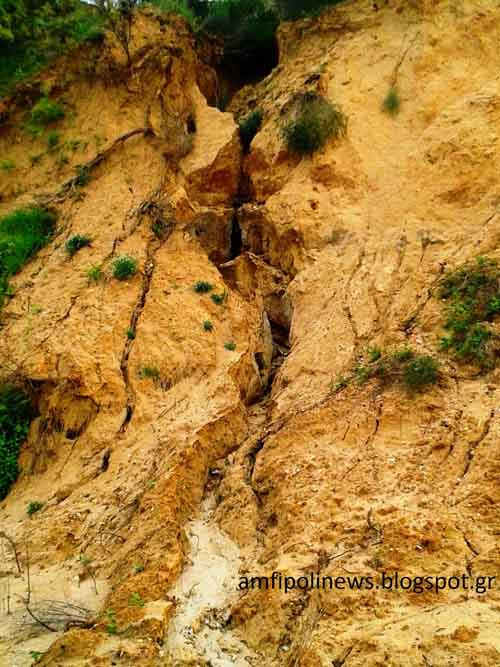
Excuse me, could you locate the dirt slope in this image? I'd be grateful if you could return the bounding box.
[1,1,500,666]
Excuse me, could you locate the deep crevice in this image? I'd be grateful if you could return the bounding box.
[229,213,242,259]
[118,224,170,433]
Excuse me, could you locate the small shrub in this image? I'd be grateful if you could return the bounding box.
[201,0,279,68]
[392,346,413,362]
[30,154,43,166]
[74,165,90,187]
[133,563,145,573]
[79,554,92,566]
[239,109,263,153]
[203,320,214,331]
[382,87,401,116]
[105,609,118,635]
[65,234,91,256]
[194,280,214,293]
[112,255,138,281]
[47,131,60,149]
[151,220,170,239]
[368,346,382,362]
[224,342,236,351]
[86,264,103,282]
[0,386,35,500]
[282,93,347,155]
[211,292,226,305]
[138,366,160,380]
[403,355,439,390]
[334,347,439,394]
[0,207,56,306]
[29,651,43,664]
[129,592,145,608]
[126,328,136,340]
[332,375,349,393]
[438,257,500,367]
[27,501,43,515]
[27,97,64,133]
[0,159,15,172]
[148,0,197,27]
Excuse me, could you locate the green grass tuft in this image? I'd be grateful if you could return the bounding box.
[382,87,401,116]
[46,131,60,149]
[65,234,91,257]
[194,280,214,293]
[210,292,226,305]
[105,609,118,635]
[438,257,500,367]
[86,264,103,282]
[138,366,161,380]
[0,207,56,305]
[26,97,64,135]
[282,93,347,155]
[335,346,439,394]
[27,500,43,515]
[74,165,90,187]
[0,386,35,500]
[403,355,439,390]
[112,256,138,281]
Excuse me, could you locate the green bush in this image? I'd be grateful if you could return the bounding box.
[151,220,170,239]
[0,386,35,500]
[105,609,118,635]
[282,93,347,155]
[201,0,279,71]
[239,109,263,153]
[0,2,104,98]
[138,366,160,380]
[27,500,43,515]
[86,264,103,282]
[210,292,226,305]
[194,280,213,293]
[382,86,401,116]
[0,207,56,305]
[203,319,213,331]
[403,355,439,390]
[148,0,197,26]
[126,328,136,340]
[74,165,90,187]
[438,257,500,367]
[224,341,236,351]
[335,346,439,394]
[276,0,344,20]
[28,97,65,131]
[65,234,91,256]
[46,131,60,149]
[112,255,138,280]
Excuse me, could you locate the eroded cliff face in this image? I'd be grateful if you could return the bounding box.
[1,1,500,665]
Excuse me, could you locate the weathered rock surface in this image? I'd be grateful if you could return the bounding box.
[1,1,500,666]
